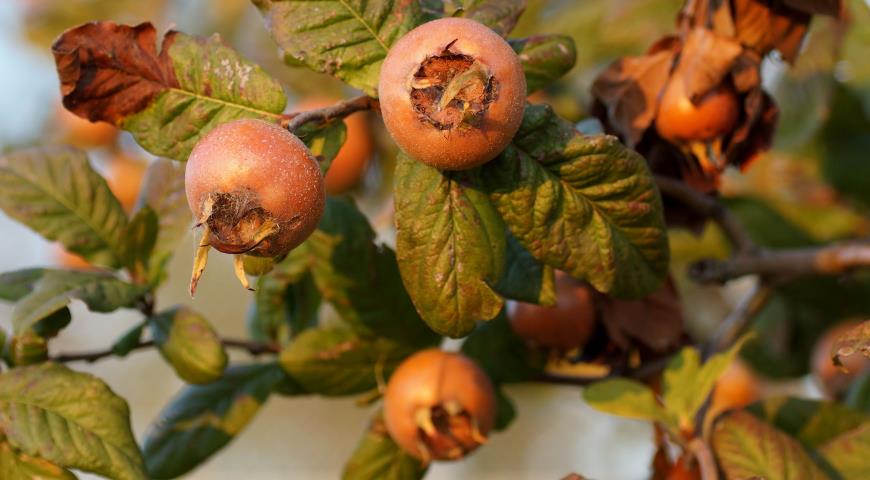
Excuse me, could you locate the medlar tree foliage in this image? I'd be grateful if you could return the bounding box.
[0,0,868,479]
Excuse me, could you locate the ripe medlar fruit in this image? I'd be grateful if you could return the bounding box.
[510,273,597,351]
[383,349,495,463]
[710,360,760,415]
[811,321,869,397]
[378,17,526,170]
[655,78,740,143]
[185,118,325,294]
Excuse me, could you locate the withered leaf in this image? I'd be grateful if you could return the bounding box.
[672,28,743,102]
[732,0,811,62]
[781,0,841,17]
[730,50,762,93]
[598,277,684,352]
[53,22,178,124]
[591,46,677,147]
[725,88,778,171]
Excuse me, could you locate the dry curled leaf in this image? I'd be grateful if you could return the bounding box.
[732,0,811,62]
[725,87,778,171]
[673,28,743,102]
[53,22,178,124]
[591,44,677,147]
[598,276,684,352]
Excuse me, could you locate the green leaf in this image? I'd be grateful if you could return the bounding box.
[481,105,669,299]
[254,0,423,96]
[819,422,870,480]
[304,197,439,346]
[461,309,544,384]
[31,307,72,339]
[143,363,285,479]
[8,331,48,366]
[120,206,158,274]
[12,270,147,335]
[747,396,868,448]
[0,269,45,302]
[583,378,672,426]
[122,31,287,160]
[0,440,77,480]
[712,411,829,480]
[279,327,413,396]
[395,154,506,338]
[494,387,516,431]
[510,35,577,93]
[457,0,526,36]
[817,82,870,207]
[248,271,321,344]
[342,413,427,480]
[493,232,556,305]
[662,337,751,429]
[296,119,348,174]
[0,147,128,267]
[111,323,147,357]
[134,159,191,280]
[150,307,228,385]
[0,363,146,480]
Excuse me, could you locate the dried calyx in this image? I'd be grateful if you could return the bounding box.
[409,41,498,131]
[413,401,488,463]
[189,190,295,296]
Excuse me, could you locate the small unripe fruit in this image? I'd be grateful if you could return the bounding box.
[378,17,526,170]
[297,97,373,194]
[185,119,325,258]
[655,78,740,143]
[383,349,495,463]
[812,321,869,397]
[510,273,597,351]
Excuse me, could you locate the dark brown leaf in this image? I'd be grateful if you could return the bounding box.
[52,22,178,124]
[725,88,778,171]
[732,0,811,62]
[598,276,684,352]
[591,46,677,147]
[781,0,842,17]
[730,50,762,93]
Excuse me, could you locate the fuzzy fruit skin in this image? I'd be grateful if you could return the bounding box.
[383,349,496,460]
[297,97,373,194]
[655,79,740,143]
[185,119,325,257]
[812,321,869,396]
[510,273,597,350]
[378,17,526,171]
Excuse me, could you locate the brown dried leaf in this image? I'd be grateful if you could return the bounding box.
[52,22,178,124]
[831,319,870,369]
[781,0,842,17]
[591,47,677,147]
[730,50,762,93]
[732,0,811,62]
[673,28,743,102]
[725,88,778,171]
[599,277,684,352]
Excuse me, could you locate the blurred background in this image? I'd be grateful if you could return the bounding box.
[1,0,868,478]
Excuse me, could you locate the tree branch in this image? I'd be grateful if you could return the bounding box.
[52,338,281,364]
[689,242,870,284]
[283,95,379,133]
[655,175,756,254]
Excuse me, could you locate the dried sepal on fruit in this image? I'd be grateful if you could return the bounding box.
[812,320,870,397]
[185,118,325,295]
[378,17,526,170]
[383,349,496,463]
